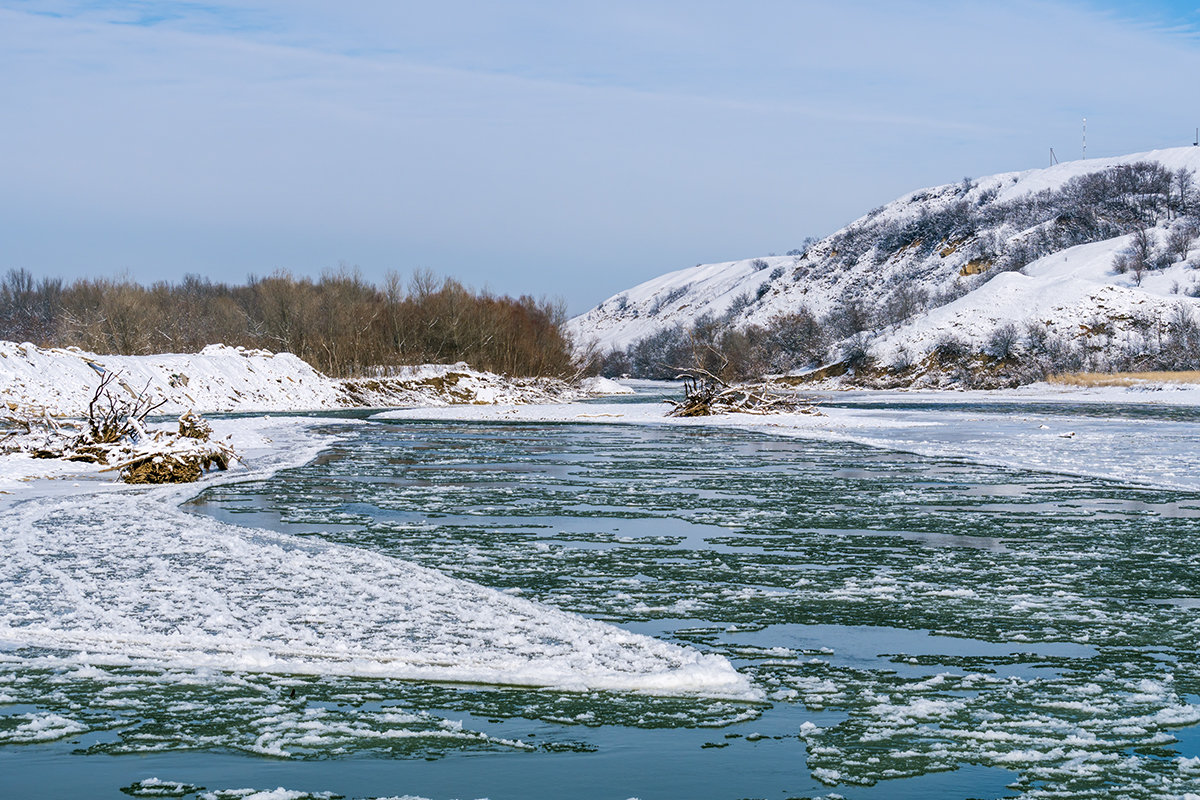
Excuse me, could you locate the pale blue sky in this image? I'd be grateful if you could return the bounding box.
[3,0,1200,312]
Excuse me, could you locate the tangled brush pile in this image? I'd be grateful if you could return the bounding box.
[1,372,235,484]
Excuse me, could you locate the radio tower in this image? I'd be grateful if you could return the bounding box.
[1082,117,1087,159]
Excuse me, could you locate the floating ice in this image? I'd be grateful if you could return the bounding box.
[120,778,203,797]
[0,711,86,743]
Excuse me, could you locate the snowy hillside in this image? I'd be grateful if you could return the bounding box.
[0,342,619,416]
[570,147,1200,383]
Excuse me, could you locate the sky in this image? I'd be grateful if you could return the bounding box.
[3,1,1200,314]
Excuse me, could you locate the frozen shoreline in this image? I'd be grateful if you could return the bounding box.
[0,340,614,417]
[377,383,1200,493]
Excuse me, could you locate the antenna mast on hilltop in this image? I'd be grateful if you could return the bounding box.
[1050,147,1059,166]
[1082,117,1087,159]
[1194,127,1198,146]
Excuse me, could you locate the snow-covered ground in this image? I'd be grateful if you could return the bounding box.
[0,342,343,415]
[0,341,627,417]
[0,412,753,699]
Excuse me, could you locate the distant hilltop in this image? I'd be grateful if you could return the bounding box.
[570,147,1200,388]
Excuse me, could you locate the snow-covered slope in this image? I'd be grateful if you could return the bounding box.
[569,147,1200,371]
[871,235,1197,363]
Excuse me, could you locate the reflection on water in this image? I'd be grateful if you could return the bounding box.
[5,411,1200,799]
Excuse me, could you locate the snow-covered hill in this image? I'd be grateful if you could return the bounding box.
[569,147,1200,381]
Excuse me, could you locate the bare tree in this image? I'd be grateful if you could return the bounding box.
[1165,221,1200,264]
[1116,228,1155,285]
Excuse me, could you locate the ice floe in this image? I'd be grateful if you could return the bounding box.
[0,415,755,701]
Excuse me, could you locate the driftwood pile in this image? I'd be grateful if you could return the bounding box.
[666,371,823,417]
[112,410,234,484]
[1,372,235,484]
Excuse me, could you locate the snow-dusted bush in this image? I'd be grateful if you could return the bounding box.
[931,335,971,362]
[879,284,930,328]
[1166,221,1200,263]
[649,284,690,314]
[985,323,1021,360]
[724,292,753,319]
[824,291,876,339]
[841,335,875,372]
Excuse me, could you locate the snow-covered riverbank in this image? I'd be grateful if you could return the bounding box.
[0,341,624,416]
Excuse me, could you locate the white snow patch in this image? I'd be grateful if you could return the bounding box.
[580,376,635,395]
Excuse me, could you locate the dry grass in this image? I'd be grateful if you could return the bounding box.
[1048,370,1200,387]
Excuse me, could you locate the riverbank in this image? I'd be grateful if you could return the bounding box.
[0,340,629,416]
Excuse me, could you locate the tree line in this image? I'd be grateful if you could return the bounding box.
[0,268,575,378]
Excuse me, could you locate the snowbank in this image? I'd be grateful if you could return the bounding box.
[0,342,586,416]
[0,342,341,415]
[580,376,635,395]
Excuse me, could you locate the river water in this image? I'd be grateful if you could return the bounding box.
[3,400,1200,799]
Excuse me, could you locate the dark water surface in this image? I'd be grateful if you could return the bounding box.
[4,410,1200,799]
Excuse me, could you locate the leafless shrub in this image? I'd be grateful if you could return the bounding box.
[85,371,167,444]
[985,323,1021,360]
[1166,220,1200,263]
